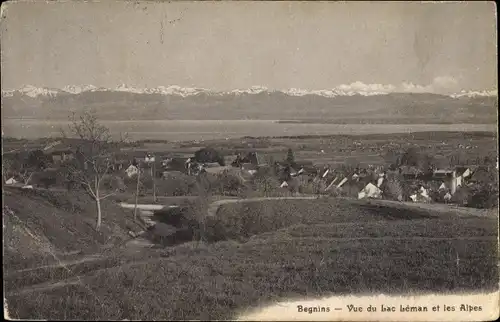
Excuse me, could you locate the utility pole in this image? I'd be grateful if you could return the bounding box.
[133,165,141,222]
[145,153,156,203]
[152,160,156,202]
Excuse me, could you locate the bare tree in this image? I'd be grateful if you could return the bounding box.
[62,111,125,231]
[19,170,34,185]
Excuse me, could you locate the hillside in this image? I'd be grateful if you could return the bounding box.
[4,197,498,320]
[2,89,497,124]
[3,188,144,271]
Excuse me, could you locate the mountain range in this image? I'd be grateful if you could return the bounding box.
[1,85,497,124]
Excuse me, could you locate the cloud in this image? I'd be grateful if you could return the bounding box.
[336,76,462,95]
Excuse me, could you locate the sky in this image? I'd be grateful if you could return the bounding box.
[1,1,497,93]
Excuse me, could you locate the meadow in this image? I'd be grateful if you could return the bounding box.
[3,188,498,320]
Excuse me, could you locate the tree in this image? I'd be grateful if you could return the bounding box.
[194,147,225,166]
[27,149,49,170]
[62,111,125,231]
[398,147,434,173]
[285,148,295,167]
[383,175,404,201]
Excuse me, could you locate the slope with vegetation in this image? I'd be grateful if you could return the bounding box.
[4,192,498,320]
[3,187,144,271]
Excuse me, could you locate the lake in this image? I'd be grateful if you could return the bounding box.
[2,119,497,141]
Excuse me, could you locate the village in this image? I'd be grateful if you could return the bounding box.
[3,135,498,210]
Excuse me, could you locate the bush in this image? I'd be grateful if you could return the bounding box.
[194,148,225,166]
[383,176,404,201]
[157,173,197,196]
[250,169,281,197]
[215,171,246,196]
[468,184,499,209]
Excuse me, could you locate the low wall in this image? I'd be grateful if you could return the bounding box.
[118,203,179,211]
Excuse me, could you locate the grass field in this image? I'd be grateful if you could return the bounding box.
[4,192,498,320]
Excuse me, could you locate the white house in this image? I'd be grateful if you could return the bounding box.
[358,183,382,200]
[280,181,289,188]
[5,177,17,185]
[125,164,139,178]
[410,186,431,203]
[419,186,429,199]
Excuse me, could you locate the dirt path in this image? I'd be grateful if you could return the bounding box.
[5,255,168,297]
[6,277,82,296]
[8,254,105,275]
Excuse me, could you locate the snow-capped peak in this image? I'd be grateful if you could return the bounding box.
[1,84,498,99]
[63,84,99,94]
[2,85,61,98]
[231,86,270,95]
[449,89,498,98]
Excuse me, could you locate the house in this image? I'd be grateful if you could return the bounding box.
[432,169,459,194]
[5,177,17,185]
[203,165,233,175]
[162,157,191,172]
[432,169,454,179]
[467,166,491,185]
[358,182,382,200]
[241,151,266,166]
[241,163,258,175]
[456,166,472,179]
[125,164,139,178]
[409,186,431,203]
[289,167,300,177]
[42,141,76,164]
[278,177,300,193]
[49,149,74,163]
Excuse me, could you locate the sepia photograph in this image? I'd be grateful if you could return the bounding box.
[1,1,499,320]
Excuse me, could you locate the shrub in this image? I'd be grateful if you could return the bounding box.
[468,184,499,209]
[383,176,404,201]
[194,148,225,166]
